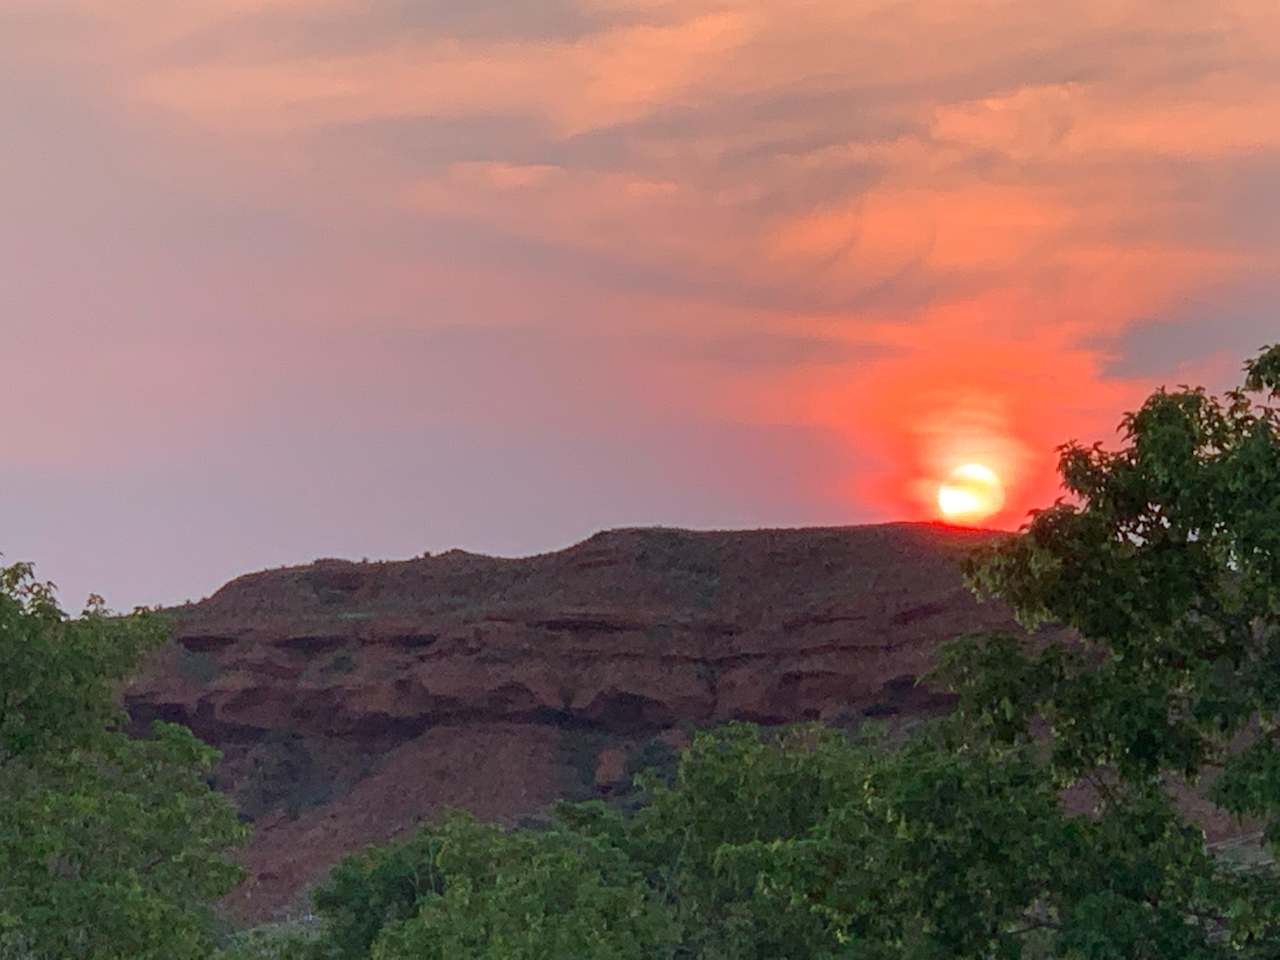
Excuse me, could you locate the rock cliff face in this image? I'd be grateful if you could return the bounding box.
[126,522,1021,921]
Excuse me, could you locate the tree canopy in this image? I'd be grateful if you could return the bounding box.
[0,563,245,959]
[953,345,1280,810]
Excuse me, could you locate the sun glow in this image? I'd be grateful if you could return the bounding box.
[936,463,1005,524]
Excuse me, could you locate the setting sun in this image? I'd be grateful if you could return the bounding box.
[937,463,1005,524]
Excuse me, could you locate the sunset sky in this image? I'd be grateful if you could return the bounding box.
[4,1,1279,608]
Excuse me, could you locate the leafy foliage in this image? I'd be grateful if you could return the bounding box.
[296,720,1280,958]
[306,813,676,960]
[215,922,318,960]
[370,815,678,960]
[309,827,448,960]
[939,344,1280,952]
[954,347,1280,794]
[0,563,246,959]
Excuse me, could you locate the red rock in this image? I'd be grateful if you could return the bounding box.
[127,522,1022,921]
[593,747,629,790]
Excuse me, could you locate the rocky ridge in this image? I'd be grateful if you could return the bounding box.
[126,522,1021,921]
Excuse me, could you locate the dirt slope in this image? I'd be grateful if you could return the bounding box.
[127,522,1022,921]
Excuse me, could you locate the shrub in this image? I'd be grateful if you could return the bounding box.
[176,645,222,686]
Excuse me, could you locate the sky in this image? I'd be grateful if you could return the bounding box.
[3,1,1279,610]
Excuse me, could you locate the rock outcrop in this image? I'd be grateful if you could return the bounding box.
[127,522,1022,921]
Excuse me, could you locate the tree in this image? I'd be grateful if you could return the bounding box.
[310,813,677,960]
[938,343,1280,953]
[613,723,1068,960]
[296,721,1277,958]
[300,725,1070,959]
[0,562,246,959]
[307,825,448,960]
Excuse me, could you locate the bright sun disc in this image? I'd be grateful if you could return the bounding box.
[937,463,1005,523]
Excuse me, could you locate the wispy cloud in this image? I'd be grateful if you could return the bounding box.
[3,0,1279,604]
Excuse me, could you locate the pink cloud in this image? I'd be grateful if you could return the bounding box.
[3,0,1280,604]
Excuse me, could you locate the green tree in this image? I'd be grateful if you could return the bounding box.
[938,343,1280,954]
[0,562,246,959]
[297,720,1276,958]
[619,723,877,959]
[307,825,449,960]
[613,723,1066,959]
[311,813,677,960]
[215,924,317,960]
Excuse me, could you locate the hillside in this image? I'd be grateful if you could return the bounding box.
[126,522,1024,921]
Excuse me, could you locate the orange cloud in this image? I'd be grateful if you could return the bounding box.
[933,77,1280,162]
[132,12,754,135]
[770,185,1073,277]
